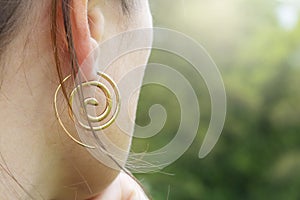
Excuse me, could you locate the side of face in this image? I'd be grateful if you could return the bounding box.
[0,0,152,199]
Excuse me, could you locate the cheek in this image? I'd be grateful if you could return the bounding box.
[100,1,153,117]
[130,0,153,30]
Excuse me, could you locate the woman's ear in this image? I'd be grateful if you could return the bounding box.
[69,0,104,75]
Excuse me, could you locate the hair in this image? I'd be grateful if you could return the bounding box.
[0,0,22,54]
[0,0,149,199]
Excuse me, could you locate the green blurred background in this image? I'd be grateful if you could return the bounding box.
[132,0,300,199]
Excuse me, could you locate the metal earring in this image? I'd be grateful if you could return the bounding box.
[54,71,120,149]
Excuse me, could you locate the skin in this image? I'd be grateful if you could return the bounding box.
[0,0,152,199]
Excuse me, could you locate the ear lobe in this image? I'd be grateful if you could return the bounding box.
[70,0,104,77]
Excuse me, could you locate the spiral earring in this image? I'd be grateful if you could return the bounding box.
[54,71,120,149]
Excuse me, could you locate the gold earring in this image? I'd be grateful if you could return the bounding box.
[54,72,120,149]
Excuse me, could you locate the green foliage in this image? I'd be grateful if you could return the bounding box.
[132,1,300,199]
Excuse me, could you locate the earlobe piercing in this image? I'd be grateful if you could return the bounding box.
[54,72,120,149]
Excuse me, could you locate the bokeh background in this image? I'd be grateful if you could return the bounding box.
[132,0,300,199]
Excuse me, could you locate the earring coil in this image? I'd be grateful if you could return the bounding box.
[54,72,120,148]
